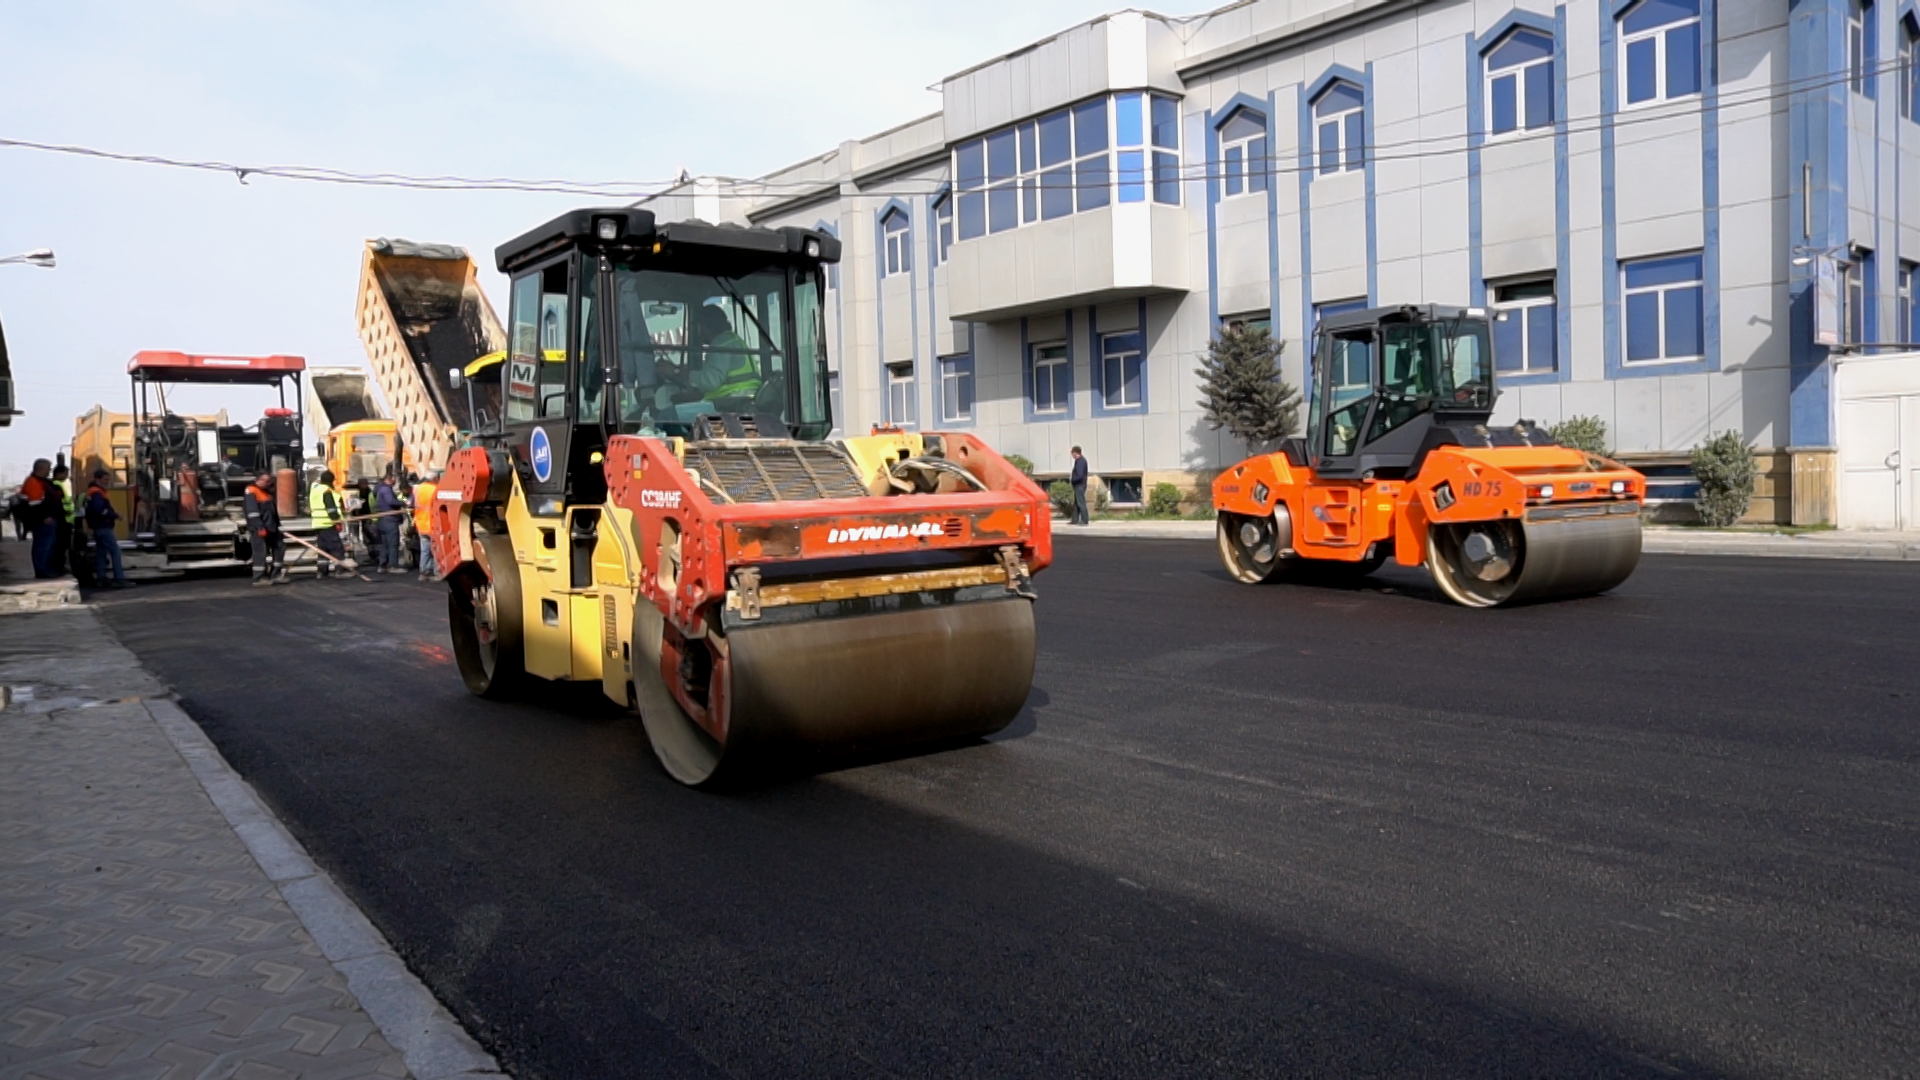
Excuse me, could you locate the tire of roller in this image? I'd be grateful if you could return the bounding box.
[449,531,525,698]
[633,597,1038,788]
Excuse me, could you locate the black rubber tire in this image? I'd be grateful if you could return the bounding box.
[449,531,525,699]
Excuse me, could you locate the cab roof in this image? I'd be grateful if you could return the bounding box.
[127,351,305,384]
[494,207,841,273]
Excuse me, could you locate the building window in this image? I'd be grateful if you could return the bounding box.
[1899,261,1916,344]
[954,93,1181,242]
[1104,476,1143,504]
[881,210,911,277]
[1621,0,1702,106]
[1100,331,1145,409]
[1853,0,1878,98]
[939,355,974,422]
[1219,109,1269,197]
[1902,19,1919,121]
[933,195,953,266]
[886,362,917,426]
[1224,312,1271,335]
[1031,343,1069,414]
[1487,28,1555,135]
[1623,252,1705,363]
[1491,277,1558,374]
[1843,256,1867,346]
[1313,81,1366,176]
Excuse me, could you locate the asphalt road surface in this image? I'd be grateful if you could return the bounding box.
[98,541,1920,1080]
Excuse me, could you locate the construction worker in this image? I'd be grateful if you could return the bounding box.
[411,471,438,580]
[694,305,760,404]
[372,469,404,574]
[308,469,348,577]
[50,463,74,578]
[17,459,63,578]
[83,470,132,588]
[244,472,287,586]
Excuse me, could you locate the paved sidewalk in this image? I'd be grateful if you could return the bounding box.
[0,604,505,1080]
[1063,517,1920,560]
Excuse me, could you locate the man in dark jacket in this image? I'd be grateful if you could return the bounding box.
[17,459,63,578]
[244,472,287,586]
[1069,446,1090,526]
[83,471,133,588]
[373,470,404,574]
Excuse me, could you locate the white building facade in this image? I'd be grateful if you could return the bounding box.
[645,0,1909,523]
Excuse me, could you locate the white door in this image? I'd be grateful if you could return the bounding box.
[1838,397,1901,528]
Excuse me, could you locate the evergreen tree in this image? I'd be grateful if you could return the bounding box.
[1196,325,1301,446]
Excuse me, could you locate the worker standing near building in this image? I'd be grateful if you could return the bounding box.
[83,470,133,588]
[1069,446,1090,526]
[243,472,287,586]
[373,469,403,574]
[17,459,63,578]
[307,469,348,578]
[411,471,437,580]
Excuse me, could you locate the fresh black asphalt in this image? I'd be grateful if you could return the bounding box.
[98,541,1920,1079]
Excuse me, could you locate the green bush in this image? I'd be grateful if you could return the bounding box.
[1047,479,1076,518]
[1549,415,1609,457]
[1146,482,1183,517]
[1092,484,1111,513]
[1690,430,1757,527]
[1004,454,1037,479]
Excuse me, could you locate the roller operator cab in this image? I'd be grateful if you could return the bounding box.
[1212,304,1647,607]
[431,209,1053,786]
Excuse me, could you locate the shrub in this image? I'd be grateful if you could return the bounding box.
[1146,482,1183,517]
[1047,479,1076,518]
[1004,454,1037,479]
[1549,415,1609,457]
[1196,325,1301,445]
[1690,430,1757,527]
[1092,484,1111,513]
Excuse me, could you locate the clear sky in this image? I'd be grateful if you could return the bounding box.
[0,0,1208,481]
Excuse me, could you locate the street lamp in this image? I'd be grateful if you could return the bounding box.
[0,248,55,269]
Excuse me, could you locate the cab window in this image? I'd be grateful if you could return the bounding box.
[537,263,570,419]
[506,274,540,423]
[1321,330,1373,458]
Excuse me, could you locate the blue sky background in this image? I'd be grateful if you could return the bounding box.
[0,0,1206,479]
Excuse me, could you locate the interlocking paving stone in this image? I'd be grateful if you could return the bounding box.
[0,661,410,1078]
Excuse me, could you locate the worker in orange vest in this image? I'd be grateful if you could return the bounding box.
[410,472,438,580]
[17,458,63,578]
[243,472,287,586]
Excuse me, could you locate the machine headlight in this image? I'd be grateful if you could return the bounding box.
[1531,484,1554,500]
[805,238,822,258]
[595,217,621,241]
[1610,480,1627,495]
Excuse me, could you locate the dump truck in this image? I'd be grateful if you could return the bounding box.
[354,238,505,475]
[124,351,318,570]
[429,208,1050,786]
[305,366,401,488]
[1212,304,1645,606]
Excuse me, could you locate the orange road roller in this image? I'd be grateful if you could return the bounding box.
[1212,304,1645,607]
[429,209,1050,785]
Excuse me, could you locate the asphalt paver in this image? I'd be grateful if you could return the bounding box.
[94,542,1920,1079]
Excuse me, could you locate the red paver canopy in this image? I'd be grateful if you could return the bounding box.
[127,351,305,384]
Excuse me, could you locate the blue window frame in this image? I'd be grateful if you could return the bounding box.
[1099,331,1145,409]
[1031,342,1070,414]
[1899,260,1916,344]
[1852,0,1878,98]
[1312,82,1366,175]
[1488,29,1555,135]
[1219,109,1268,197]
[1491,278,1558,374]
[939,355,974,422]
[1622,253,1705,363]
[886,361,917,427]
[1621,0,1701,105]
[1902,19,1920,121]
[933,195,952,266]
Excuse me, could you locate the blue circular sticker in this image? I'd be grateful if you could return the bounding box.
[530,427,553,483]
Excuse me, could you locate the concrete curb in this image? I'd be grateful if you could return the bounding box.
[146,697,508,1080]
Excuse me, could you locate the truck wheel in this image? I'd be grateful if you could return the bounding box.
[1217,510,1292,584]
[449,530,524,698]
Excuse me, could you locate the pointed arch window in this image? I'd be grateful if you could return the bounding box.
[1487,28,1555,134]
[881,209,911,278]
[1312,81,1366,175]
[1219,108,1269,197]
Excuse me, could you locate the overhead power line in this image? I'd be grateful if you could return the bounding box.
[0,56,1895,201]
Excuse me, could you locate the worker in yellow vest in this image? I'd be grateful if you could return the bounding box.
[411,472,438,580]
[308,470,349,578]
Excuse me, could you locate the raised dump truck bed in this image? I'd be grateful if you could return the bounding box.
[355,238,504,474]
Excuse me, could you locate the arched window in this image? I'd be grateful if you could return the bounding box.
[881,209,911,278]
[1619,0,1701,105]
[1312,81,1366,176]
[932,195,953,265]
[1487,28,1555,134]
[1902,15,1920,121]
[1219,108,1268,196]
